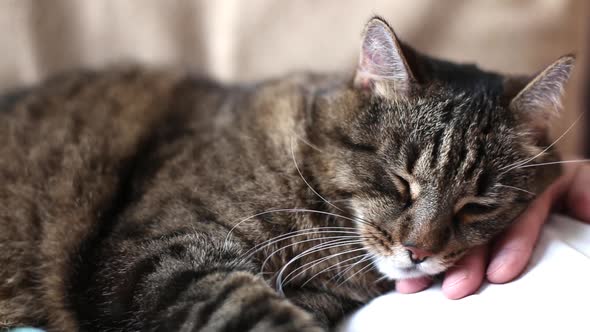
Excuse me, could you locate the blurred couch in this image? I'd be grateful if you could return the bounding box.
[0,0,585,154]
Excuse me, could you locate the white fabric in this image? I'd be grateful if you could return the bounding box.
[344,214,590,332]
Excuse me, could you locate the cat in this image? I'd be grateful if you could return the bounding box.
[0,16,573,331]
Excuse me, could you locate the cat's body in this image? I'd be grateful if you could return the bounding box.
[0,18,572,331]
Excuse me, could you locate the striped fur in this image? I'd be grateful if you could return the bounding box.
[0,17,572,331]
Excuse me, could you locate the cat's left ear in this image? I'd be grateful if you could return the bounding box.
[509,55,575,136]
[354,17,415,97]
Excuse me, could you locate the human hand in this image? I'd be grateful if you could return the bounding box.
[396,163,590,299]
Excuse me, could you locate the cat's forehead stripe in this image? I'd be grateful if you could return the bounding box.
[429,129,445,166]
[433,127,454,170]
[413,145,431,175]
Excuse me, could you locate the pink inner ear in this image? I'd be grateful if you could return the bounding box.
[510,55,575,134]
[363,40,390,68]
[355,19,413,92]
[359,24,397,78]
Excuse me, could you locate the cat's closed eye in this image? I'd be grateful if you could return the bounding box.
[459,202,497,215]
[391,174,413,208]
[455,201,498,223]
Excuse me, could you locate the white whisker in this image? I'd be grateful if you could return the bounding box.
[338,258,376,286]
[261,237,363,273]
[290,130,324,153]
[374,274,389,284]
[501,112,584,173]
[240,227,360,259]
[290,136,346,213]
[496,183,536,196]
[225,207,371,243]
[282,246,366,286]
[275,240,364,294]
[311,198,353,204]
[300,253,369,287]
[329,253,373,282]
[518,159,590,169]
[290,136,377,228]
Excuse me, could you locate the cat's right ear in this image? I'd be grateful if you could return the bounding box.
[508,55,575,138]
[354,17,415,97]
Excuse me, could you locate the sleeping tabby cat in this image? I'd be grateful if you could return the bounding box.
[0,17,573,331]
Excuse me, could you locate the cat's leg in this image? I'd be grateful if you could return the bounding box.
[79,222,324,332]
[283,285,368,329]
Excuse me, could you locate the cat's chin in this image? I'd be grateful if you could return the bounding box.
[375,261,427,280]
[374,256,445,280]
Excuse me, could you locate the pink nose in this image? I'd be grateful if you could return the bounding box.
[403,245,432,263]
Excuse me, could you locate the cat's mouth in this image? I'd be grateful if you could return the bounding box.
[372,254,447,280]
[374,259,427,280]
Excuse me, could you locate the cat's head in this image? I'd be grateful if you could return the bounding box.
[310,17,574,280]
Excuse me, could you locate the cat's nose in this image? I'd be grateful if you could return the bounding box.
[403,245,432,264]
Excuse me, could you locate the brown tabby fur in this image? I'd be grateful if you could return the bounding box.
[0,70,181,329]
[0,17,572,331]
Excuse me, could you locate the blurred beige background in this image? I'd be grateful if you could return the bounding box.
[0,0,585,154]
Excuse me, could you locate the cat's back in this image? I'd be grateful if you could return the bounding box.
[0,68,190,224]
[0,68,202,328]
[0,66,332,328]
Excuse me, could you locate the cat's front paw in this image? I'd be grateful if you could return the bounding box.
[153,272,325,332]
[245,299,325,332]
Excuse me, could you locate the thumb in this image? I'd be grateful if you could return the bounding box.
[486,174,568,283]
[565,164,590,222]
